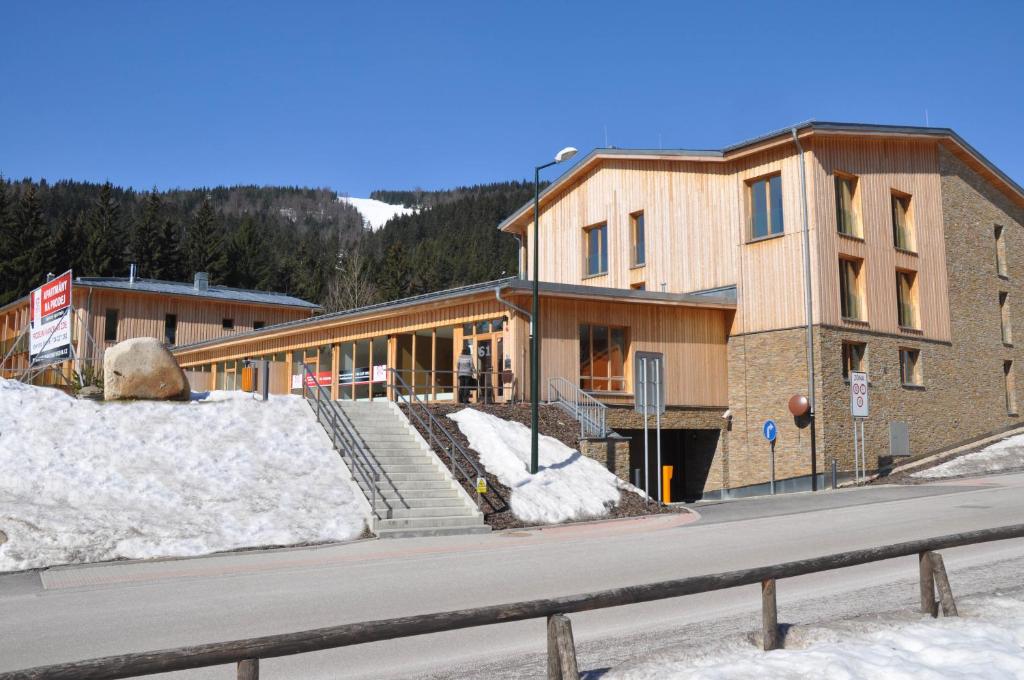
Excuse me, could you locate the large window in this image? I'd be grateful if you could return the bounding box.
[104,309,119,342]
[839,258,865,321]
[164,314,177,345]
[841,341,866,379]
[996,224,1008,277]
[896,270,919,329]
[835,174,862,237]
[748,174,783,240]
[630,211,645,267]
[899,348,923,386]
[892,191,915,251]
[579,324,626,392]
[584,223,608,276]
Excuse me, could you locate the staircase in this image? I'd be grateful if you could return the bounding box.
[547,377,608,438]
[331,401,490,538]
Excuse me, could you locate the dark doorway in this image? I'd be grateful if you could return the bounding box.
[618,428,720,502]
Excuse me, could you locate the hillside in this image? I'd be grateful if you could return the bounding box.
[0,177,534,311]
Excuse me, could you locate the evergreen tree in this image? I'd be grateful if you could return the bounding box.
[375,241,413,301]
[154,217,184,281]
[49,213,84,276]
[131,191,164,278]
[184,198,228,281]
[228,215,273,289]
[83,182,124,276]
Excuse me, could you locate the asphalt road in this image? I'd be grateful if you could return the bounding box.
[2,473,1023,679]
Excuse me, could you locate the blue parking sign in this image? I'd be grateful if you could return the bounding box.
[763,419,778,442]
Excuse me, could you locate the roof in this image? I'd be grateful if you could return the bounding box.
[74,277,320,310]
[499,121,1024,232]
[172,278,736,355]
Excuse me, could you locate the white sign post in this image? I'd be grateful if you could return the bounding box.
[850,371,869,481]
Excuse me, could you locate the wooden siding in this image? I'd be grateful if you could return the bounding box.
[76,289,312,366]
[531,296,731,407]
[810,135,951,341]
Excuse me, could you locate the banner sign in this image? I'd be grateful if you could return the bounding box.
[29,270,73,365]
[340,365,389,385]
[291,370,332,389]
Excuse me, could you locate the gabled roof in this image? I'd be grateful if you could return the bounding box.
[75,277,320,310]
[499,121,1024,232]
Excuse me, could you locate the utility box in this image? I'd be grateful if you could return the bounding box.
[889,421,911,457]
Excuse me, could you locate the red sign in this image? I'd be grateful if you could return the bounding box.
[305,371,332,387]
[29,270,74,365]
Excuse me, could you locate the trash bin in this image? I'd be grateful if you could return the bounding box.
[662,465,674,504]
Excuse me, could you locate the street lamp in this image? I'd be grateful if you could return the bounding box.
[531,145,577,474]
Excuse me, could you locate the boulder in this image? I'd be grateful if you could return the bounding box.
[103,337,191,401]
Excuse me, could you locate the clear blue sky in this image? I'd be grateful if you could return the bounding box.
[2,1,1022,196]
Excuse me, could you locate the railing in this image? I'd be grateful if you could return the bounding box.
[387,368,516,405]
[300,365,395,520]
[387,368,505,513]
[547,376,607,438]
[3,523,1021,679]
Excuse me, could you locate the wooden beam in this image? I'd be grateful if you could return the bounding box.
[546,614,579,680]
[919,551,938,617]
[930,552,958,617]
[761,578,781,651]
[236,659,258,680]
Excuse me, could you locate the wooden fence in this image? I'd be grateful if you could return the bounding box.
[2,523,1022,680]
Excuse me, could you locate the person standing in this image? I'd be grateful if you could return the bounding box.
[457,347,474,404]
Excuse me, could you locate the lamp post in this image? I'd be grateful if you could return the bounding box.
[531,146,578,474]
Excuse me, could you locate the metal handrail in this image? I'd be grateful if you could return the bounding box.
[370,368,517,404]
[547,377,607,438]
[300,365,396,519]
[387,368,492,502]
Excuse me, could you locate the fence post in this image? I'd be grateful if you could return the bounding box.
[237,658,259,679]
[930,552,959,617]
[761,578,781,651]
[919,551,938,617]
[547,613,579,680]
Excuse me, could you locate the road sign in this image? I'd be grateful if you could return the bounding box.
[762,419,778,442]
[850,371,869,417]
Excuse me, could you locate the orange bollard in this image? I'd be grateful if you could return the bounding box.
[662,465,673,504]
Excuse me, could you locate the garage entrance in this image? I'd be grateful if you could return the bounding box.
[618,428,720,502]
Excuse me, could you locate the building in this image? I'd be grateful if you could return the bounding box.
[168,122,1024,500]
[0,272,320,382]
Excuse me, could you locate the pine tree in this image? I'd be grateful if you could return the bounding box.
[0,178,24,305]
[376,240,413,301]
[49,213,84,276]
[83,182,124,276]
[154,217,184,281]
[228,215,273,289]
[132,191,164,278]
[184,198,228,281]
[2,185,51,302]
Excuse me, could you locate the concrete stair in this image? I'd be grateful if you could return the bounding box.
[318,401,490,539]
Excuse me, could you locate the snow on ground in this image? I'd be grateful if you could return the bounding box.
[447,408,635,524]
[913,432,1024,479]
[0,379,368,572]
[607,593,1024,679]
[338,196,416,231]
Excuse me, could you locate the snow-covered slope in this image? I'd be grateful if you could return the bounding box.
[913,432,1024,479]
[0,380,369,572]
[338,196,416,231]
[447,408,634,524]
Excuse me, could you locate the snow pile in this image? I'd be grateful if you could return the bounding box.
[914,432,1024,479]
[447,408,630,524]
[338,196,416,231]
[608,594,1024,679]
[0,379,368,572]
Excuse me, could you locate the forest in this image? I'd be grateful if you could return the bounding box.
[0,177,536,311]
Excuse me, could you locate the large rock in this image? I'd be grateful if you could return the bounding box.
[104,337,190,401]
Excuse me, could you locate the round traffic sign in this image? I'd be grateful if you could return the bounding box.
[762,419,778,442]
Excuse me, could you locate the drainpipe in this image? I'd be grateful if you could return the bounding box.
[791,127,818,491]
[512,234,525,279]
[495,286,532,321]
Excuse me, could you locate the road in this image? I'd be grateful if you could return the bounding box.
[2,473,1024,678]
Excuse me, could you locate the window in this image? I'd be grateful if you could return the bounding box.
[996,225,1008,277]
[747,174,784,239]
[253,321,266,330]
[835,174,862,237]
[630,211,646,267]
[1000,292,1012,344]
[896,270,919,329]
[103,309,119,342]
[841,341,866,379]
[579,324,627,392]
[1005,360,1018,415]
[222,318,234,330]
[899,348,922,386]
[164,314,177,345]
[839,258,866,321]
[892,191,914,251]
[584,222,608,276]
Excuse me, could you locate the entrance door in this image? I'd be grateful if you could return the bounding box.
[476,338,493,404]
